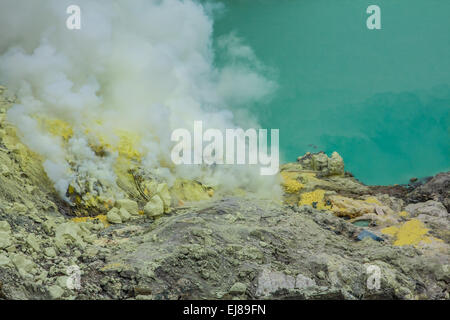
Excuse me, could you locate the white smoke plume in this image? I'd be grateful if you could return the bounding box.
[0,0,280,200]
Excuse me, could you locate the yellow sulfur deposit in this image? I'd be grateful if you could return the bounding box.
[281,171,304,194]
[43,119,73,141]
[71,214,109,227]
[87,128,142,161]
[364,197,382,205]
[381,219,441,247]
[299,172,322,185]
[298,189,331,210]
[328,195,394,218]
[69,189,115,216]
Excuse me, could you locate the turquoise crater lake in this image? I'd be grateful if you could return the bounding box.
[212,0,450,185]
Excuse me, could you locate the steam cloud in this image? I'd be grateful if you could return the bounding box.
[0,0,280,200]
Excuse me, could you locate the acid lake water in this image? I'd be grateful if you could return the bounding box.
[212,0,449,185]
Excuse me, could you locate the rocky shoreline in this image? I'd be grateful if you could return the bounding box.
[0,86,449,300]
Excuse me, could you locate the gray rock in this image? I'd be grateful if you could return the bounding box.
[408,172,450,211]
[406,200,448,218]
[255,269,296,297]
[295,273,316,289]
[406,200,449,242]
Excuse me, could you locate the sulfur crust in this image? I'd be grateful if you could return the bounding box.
[381,219,443,247]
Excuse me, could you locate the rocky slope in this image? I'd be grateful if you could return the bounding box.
[0,86,449,300]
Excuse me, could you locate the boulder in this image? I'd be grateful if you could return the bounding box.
[328,151,345,176]
[107,208,123,224]
[229,282,247,295]
[328,195,394,218]
[296,151,345,176]
[118,208,131,222]
[157,183,172,213]
[144,195,164,217]
[0,221,12,249]
[115,199,139,216]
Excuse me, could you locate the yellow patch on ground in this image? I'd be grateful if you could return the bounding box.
[300,172,320,183]
[71,214,109,227]
[281,171,304,194]
[364,196,382,205]
[298,189,331,210]
[381,219,441,247]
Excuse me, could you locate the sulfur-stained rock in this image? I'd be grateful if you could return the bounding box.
[26,234,41,252]
[44,247,57,258]
[371,194,404,212]
[0,163,10,176]
[171,179,212,202]
[54,221,94,249]
[107,208,123,224]
[296,151,346,177]
[0,253,11,267]
[280,165,369,199]
[141,180,158,197]
[9,203,28,214]
[115,199,139,216]
[157,183,172,213]
[328,195,394,218]
[281,171,304,194]
[144,195,164,217]
[0,220,11,232]
[311,152,329,172]
[298,189,331,210]
[229,282,247,295]
[118,208,131,222]
[9,253,35,278]
[0,221,12,249]
[328,152,344,176]
[48,285,64,299]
